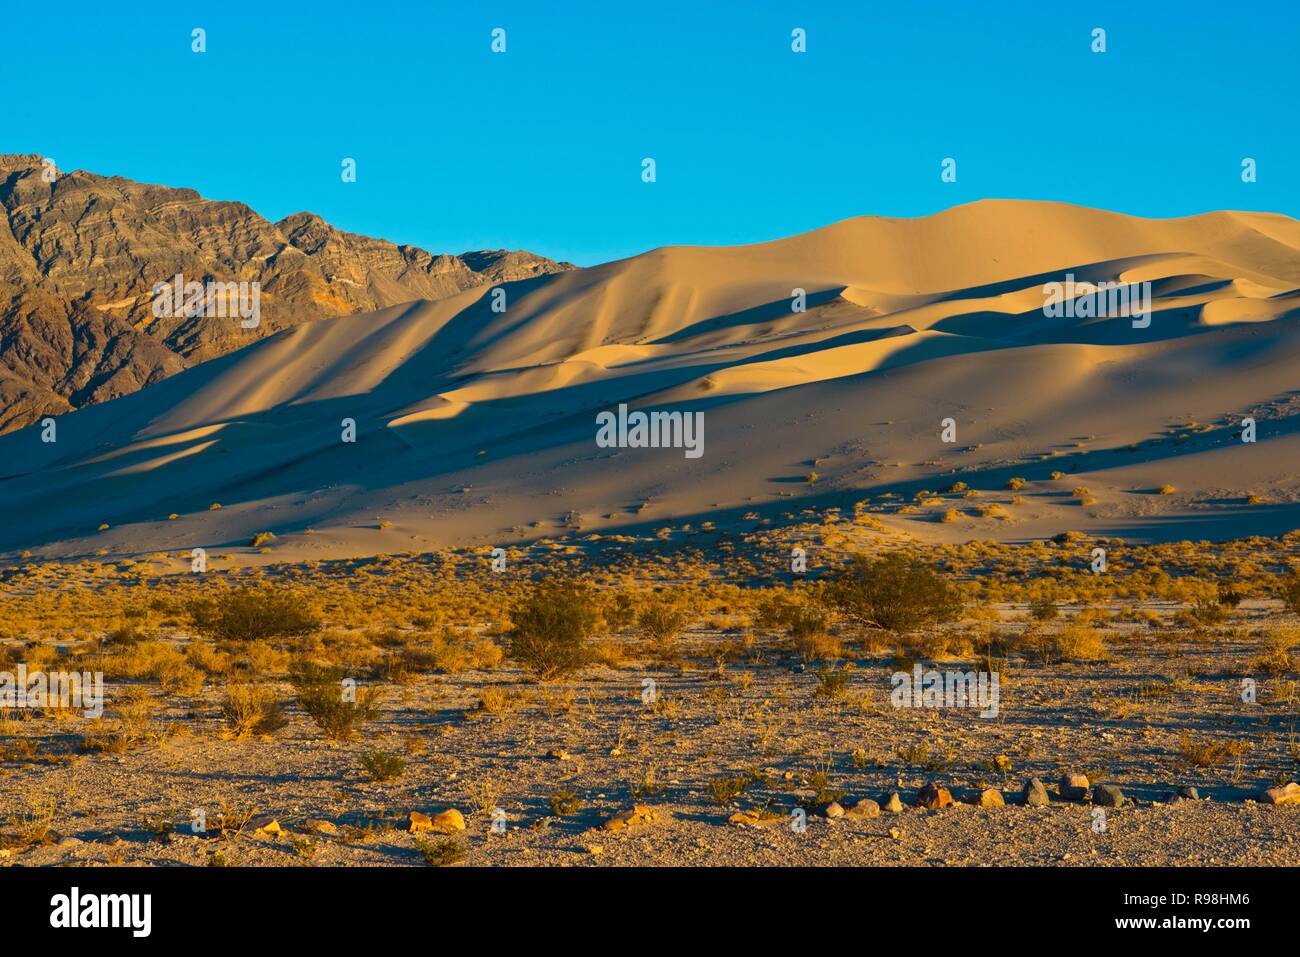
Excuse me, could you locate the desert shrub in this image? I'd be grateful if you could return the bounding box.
[1184,597,1228,626]
[548,788,583,815]
[507,580,601,679]
[158,660,205,696]
[1178,734,1249,769]
[601,590,637,631]
[1045,623,1108,662]
[220,683,288,739]
[1217,580,1244,609]
[827,552,963,633]
[754,592,805,630]
[1278,572,1300,616]
[415,838,465,867]
[707,774,750,805]
[637,596,689,646]
[189,587,319,643]
[359,750,406,783]
[289,663,382,740]
[812,666,852,699]
[475,685,527,718]
[1252,626,1298,676]
[1028,594,1059,621]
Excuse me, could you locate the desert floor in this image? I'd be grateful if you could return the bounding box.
[2,561,1297,867]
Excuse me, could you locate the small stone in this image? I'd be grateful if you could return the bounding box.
[407,811,434,833]
[915,782,954,810]
[883,792,904,813]
[889,827,901,840]
[1060,772,1090,801]
[59,837,84,848]
[249,815,281,837]
[1178,786,1200,801]
[586,844,603,855]
[821,802,844,819]
[975,788,1004,808]
[1261,782,1300,805]
[1023,777,1049,807]
[431,809,466,833]
[845,799,880,819]
[303,819,339,836]
[1092,784,1125,808]
[547,748,571,761]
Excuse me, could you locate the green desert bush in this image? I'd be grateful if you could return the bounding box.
[289,663,382,740]
[827,552,963,633]
[189,587,319,643]
[507,580,601,679]
[359,750,406,783]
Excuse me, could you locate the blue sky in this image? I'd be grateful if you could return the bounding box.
[5,1,1296,265]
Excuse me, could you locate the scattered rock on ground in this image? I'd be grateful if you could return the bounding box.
[1023,778,1049,807]
[1060,772,1090,801]
[845,799,880,819]
[916,782,954,809]
[1093,784,1125,808]
[883,793,904,813]
[975,788,1005,808]
[431,809,466,833]
[602,804,664,831]
[1261,782,1300,806]
[249,815,281,838]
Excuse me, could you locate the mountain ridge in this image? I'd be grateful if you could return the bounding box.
[0,154,574,432]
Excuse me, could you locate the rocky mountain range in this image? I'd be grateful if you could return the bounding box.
[0,154,573,432]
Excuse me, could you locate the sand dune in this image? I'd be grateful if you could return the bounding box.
[3,199,1300,564]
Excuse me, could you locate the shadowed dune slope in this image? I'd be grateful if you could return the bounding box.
[3,199,1300,560]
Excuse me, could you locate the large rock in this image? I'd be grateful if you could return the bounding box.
[974,788,1005,808]
[1260,782,1300,805]
[1023,778,1049,807]
[1092,784,1125,808]
[431,809,467,833]
[883,793,905,814]
[915,782,954,810]
[407,811,434,834]
[1059,772,1090,801]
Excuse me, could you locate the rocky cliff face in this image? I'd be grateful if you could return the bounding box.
[0,154,573,432]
